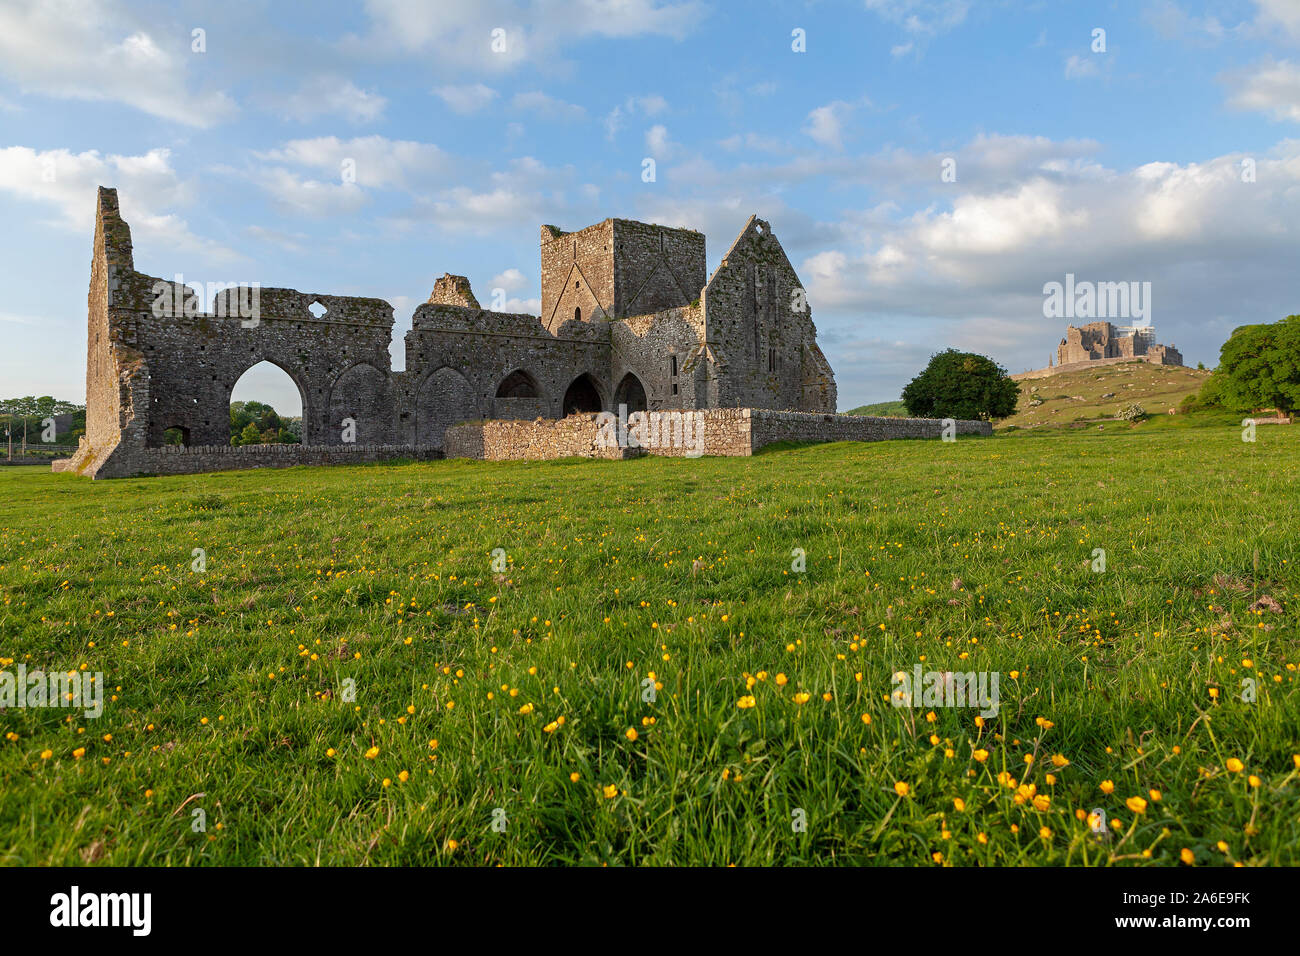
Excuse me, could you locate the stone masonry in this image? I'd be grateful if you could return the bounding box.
[56,187,987,479]
[1054,322,1182,370]
[445,409,991,461]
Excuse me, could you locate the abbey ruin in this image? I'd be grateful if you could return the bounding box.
[55,188,988,479]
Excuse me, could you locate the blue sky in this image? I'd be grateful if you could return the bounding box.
[3,0,1299,414]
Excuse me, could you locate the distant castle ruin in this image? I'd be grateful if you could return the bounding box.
[1015,321,1184,380]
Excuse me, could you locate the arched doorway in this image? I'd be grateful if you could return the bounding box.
[562,373,604,416]
[613,372,647,413]
[329,363,393,445]
[416,367,478,449]
[495,369,541,399]
[229,360,307,446]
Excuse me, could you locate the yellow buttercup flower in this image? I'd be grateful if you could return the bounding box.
[894,781,910,797]
[1126,796,1148,814]
[1100,780,1115,794]
[602,784,618,799]
[1225,758,1244,773]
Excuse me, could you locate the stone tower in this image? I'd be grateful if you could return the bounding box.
[539,219,706,333]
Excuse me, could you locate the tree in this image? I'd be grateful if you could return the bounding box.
[1211,315,1300,416]
[229,400,298,444]
[901,350,1020,421]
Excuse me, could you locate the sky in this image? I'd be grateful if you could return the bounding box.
[2,0,1299,415]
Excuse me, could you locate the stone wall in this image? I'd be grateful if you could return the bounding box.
[747,408,990,450]
[699,217,836,413]
[443,414,634,461]
[444,407,991,461]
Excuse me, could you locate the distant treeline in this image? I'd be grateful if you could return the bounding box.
[0,396,86,444]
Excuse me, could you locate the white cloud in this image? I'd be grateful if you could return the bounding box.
[0,1,236,127]
[433,83,499,114]
[719,132,791,154]
[257,136,456,191]
[1145,0,1229,43]
[1255,0,1300,42]
[244,225,310,253]
[252,167,369,218]
[645,124,671,155]
[803,101,856,150]
[1224,58,1300,122]
[0,146,236,258]
[350,0,705,69]
[863,0,971,35]
[383,156,599,235]
[1064,54,1100,80]
[268,77,387,123]
[511,91,586,121]
[489,268,528,291]
[605,94,670,140]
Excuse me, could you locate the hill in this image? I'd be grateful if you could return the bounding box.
[844,399,909,417]
[1001,361,1211,430]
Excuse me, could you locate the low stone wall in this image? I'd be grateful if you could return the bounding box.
[444,416,634,461]
[54,442,442,478]
[749,408,990,450]
[444,408,991,461]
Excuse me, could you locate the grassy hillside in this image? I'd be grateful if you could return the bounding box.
[1,424,1297,865]
[1002,361,1211,430]
[845,400,909,417]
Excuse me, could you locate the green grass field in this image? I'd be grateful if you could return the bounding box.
[844,400,910,417]
[1,421,1296,866]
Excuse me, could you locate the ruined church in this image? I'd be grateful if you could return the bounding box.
[56,187,849,478]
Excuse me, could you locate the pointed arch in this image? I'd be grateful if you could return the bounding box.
[613,372,647,413]
[329,362,393,445]
[495,368,541,399]
[562,373,604,416]
[416,366,478,448]
[228,359,310,445]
